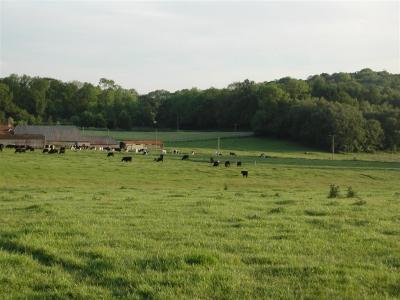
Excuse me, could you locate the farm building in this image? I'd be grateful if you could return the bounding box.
[84,136,119,149]
[0,124,13,135]
[0,124,45,148]
[15,125,91,147]
[0,133,45,148]
[121,140,163,151]
[14,125,119,148]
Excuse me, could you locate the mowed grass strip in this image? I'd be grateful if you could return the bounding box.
[82,129,253,142]
[0,142,399,299]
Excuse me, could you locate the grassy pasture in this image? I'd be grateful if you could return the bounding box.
[0,138,400,299]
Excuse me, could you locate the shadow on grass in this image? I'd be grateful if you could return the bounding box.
[0,237,136,297]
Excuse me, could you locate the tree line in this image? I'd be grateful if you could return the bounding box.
[1,69,399,152]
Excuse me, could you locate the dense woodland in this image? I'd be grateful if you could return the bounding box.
[1,69,399,152]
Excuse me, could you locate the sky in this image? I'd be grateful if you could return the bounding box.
[0,1,399,94]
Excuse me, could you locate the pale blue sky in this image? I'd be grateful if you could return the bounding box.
[0,1,399,93]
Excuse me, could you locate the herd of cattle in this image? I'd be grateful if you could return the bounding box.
[0,143,250,177]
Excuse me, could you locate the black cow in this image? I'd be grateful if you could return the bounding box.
[154,154,164,162]
[213,161,219,167]
[181,154,189,160]
[114,148,122,152]
[121,156,132,162]
[225,161,230,167]
[107,152,114,157]
[229,152,236,156]
[59,147,66,154]
[241,170,248,178]
[15,148,26,153]
[237,161,242,167]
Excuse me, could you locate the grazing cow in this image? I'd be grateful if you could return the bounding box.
[15,148,26,153]
[107,152,114,157]
[115,148,122,152]
[191,151,195,156]
[154,154,164,162]
[213,161,219,167]
[237,161,242,167]
[225,161,230,167]
[181,154,189,160]
[121,156,132,162]
[43,148,49,153]
[0,144,4,152]
[260,153,265,158]
[241,170,248,178]
[229,152,236,156]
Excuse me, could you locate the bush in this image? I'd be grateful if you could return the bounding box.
[347,186,357,198]
[328,184,340,198]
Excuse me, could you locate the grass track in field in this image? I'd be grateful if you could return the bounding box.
[82,129,253,142]
[0,137,400,299]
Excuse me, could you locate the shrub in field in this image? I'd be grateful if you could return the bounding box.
[347,186,357,198]
[328,184,340,198]
[353,199,367,206]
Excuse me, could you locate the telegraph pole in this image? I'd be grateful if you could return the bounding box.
[154,120,158,151]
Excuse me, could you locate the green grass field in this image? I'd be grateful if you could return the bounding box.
[1,136,400,299]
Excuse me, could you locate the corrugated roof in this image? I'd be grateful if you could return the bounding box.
[15,125,89,142]
[85,136,118,145]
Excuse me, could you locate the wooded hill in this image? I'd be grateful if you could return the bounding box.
[1,69,399,152]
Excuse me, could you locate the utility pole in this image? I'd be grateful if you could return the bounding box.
[154,120,158,151]
[329,134,335,160]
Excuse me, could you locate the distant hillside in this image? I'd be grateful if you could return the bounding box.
[1,69,399,152]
